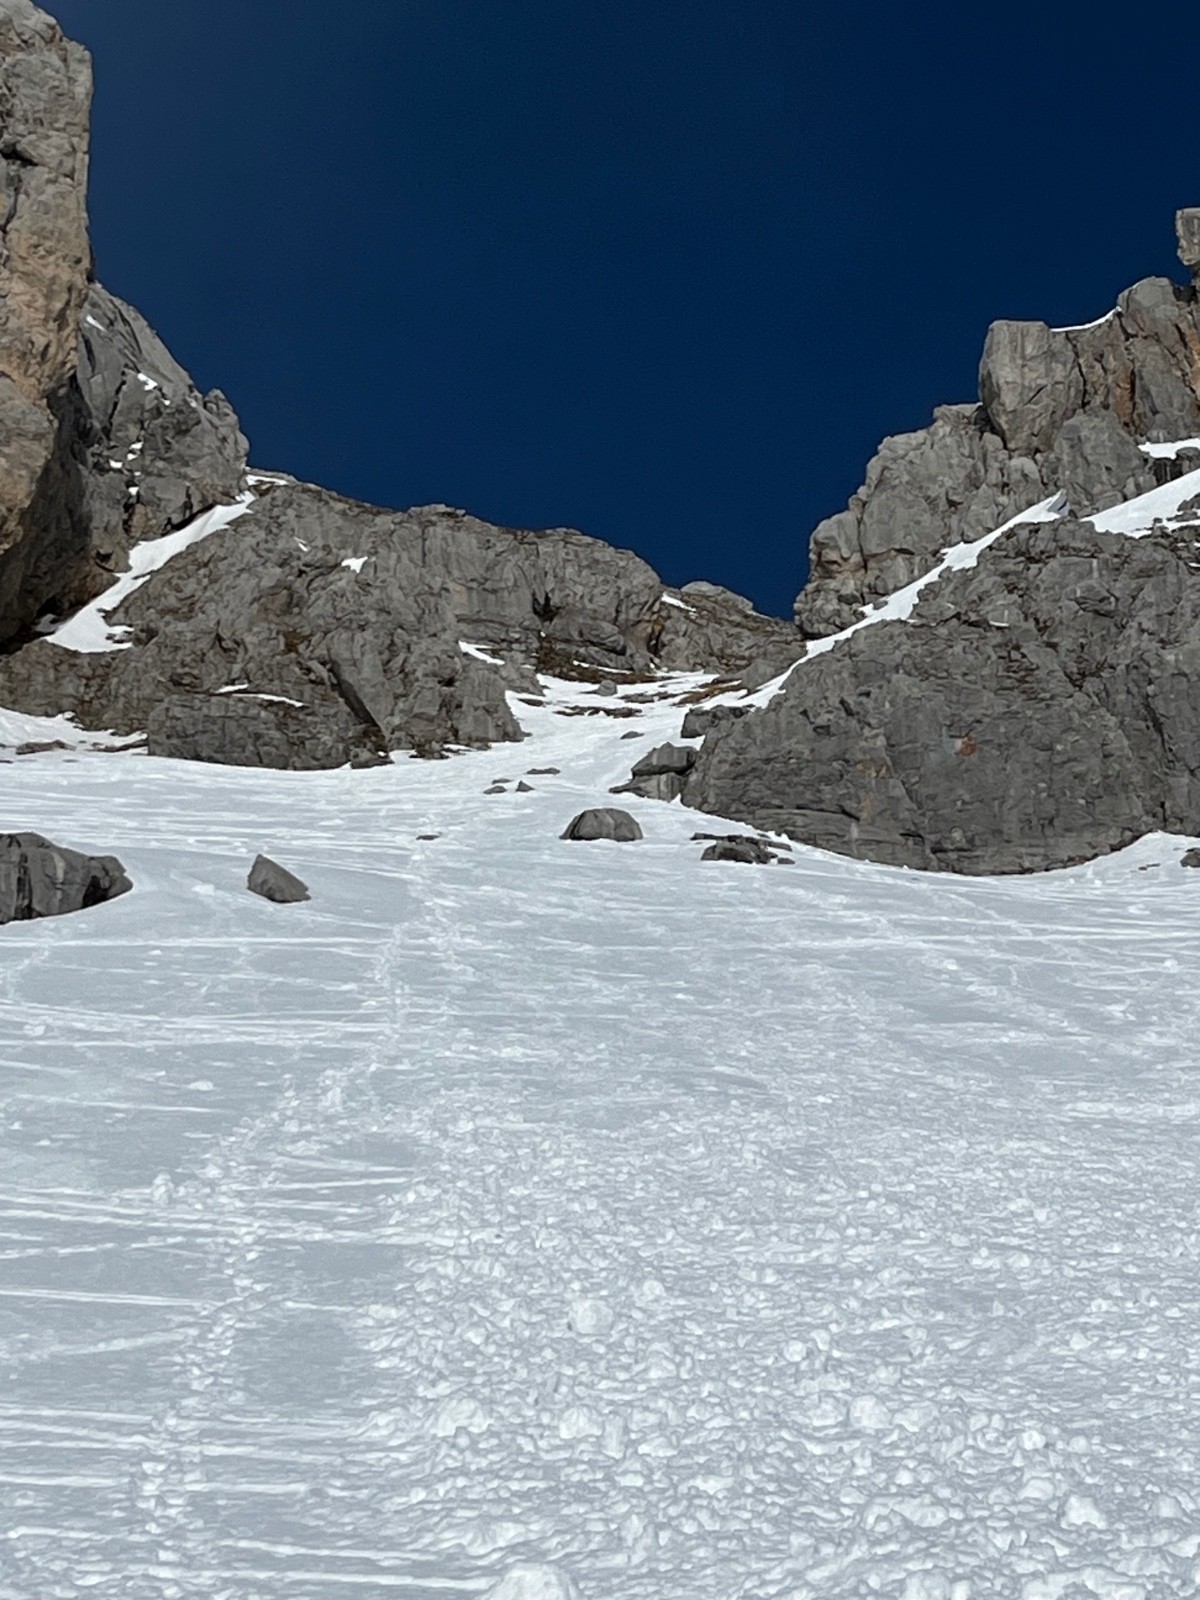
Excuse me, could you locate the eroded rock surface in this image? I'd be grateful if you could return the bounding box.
[0,2,248,646]
[689,502,1200,873]
[0,0,92,638]
[0,484,800,767]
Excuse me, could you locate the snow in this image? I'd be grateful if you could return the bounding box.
[660,593,696,614]
[460,641,506,665]
[214,690,307,708]
[3,666,1200,1598]
[136,371,161,392]
[341,556,369,574]
[0,705,131,751]
[47,494,255,653]
[1087,467,1200,536]
[1139,437,1200,460]
[1049,310,1117,334]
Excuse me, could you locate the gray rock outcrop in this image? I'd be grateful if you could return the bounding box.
[0,830,131,922]
[0,2,800,767]
[795,221,1200,638]
[0,483,801,768]
[612,740,697,801]
[73,284,248,579]
[247,854,310,904]
[560,808,644,843]
[687,501,1200,873]
[698,835,774,865]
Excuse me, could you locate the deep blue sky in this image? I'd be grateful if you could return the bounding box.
[52,0,1197,617]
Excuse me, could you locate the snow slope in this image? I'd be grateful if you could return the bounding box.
[2,672,1200,1600]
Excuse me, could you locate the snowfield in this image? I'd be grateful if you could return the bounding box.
[2,672,1200,1600]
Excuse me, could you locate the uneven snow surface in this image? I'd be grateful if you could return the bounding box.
[2,674,1200,1600]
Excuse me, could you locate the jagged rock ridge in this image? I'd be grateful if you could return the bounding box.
[683,216,1200,873]
[795,212,1200,639]
[0,0,799,767]
[5,0,1200,879]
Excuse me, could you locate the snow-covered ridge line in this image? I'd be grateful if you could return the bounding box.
[1049,309,1117,334]
[47,493,255,654]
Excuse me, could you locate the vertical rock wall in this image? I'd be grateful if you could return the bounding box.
[0,0,92,638]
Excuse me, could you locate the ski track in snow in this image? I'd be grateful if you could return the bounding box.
[2,674,1200,1599]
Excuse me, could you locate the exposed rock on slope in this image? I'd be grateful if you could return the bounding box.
[73,285,247,583]
[0,829,130,922]
[795,210,1200,638]
[0,483,800,766]
[686,466,1200,872]
[677,212,1200,874]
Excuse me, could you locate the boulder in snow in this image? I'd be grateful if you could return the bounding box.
[698,834,774,865]
[247,854,311,904]
[0,832,131,924]
[612,740,697,801]
[560,808,643,843]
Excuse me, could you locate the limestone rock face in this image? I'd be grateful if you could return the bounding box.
[0,0,91,638]
[794,225,1200,639]
[0,1,795,768]
[688,505,1200,874]
[0,482,799,768]
[0,2,248,644]
[0,829,130,922]
[75,285,248,575]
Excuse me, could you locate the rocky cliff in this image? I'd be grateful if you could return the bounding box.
[0,0,247,644]
[0,0,798,766]
[681,218,1200,873]
[795,215,1200,638]
[5,0,1200,876]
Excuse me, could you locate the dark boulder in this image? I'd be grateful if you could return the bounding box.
[0,832,131,923]
[560,808,644,843]
[612,741,698,801]
[247,854,311,904]
[699,835,775,865]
